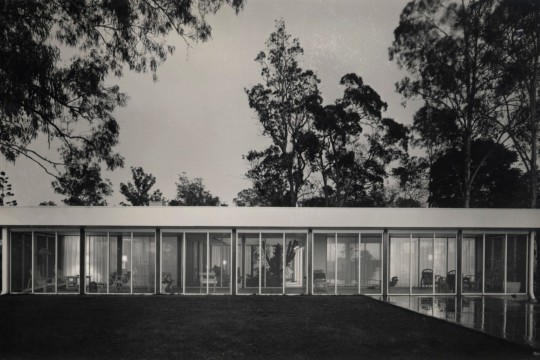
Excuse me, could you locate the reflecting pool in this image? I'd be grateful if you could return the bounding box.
[373,296,540,350]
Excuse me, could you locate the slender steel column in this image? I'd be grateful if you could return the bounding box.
[529,231,536,301]
[307,229,313,295]
[456,230,463,297]
[382,229,389,299]
[79,227,86,295]
[155,229,161,295]
[231,229,237,295]
[1,227,8,295]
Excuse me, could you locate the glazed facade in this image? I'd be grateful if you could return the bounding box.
[0,207,537,297]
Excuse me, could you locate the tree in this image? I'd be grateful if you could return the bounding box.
[309,74,409,207]
[390,0,503,207]
[486,0,540,208]
[430,139,528,207]
[233,188,271,207]
[52,148,113,206]
[0,0,244,181]
[120,166,163,206]
[170,172,221,206]
[0,171,17,206]
[245,20,320,206]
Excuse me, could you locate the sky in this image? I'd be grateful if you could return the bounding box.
[3,0,420,206]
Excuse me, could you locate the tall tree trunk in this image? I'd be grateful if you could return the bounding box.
[530,65,538,208]
[464,133,472,208]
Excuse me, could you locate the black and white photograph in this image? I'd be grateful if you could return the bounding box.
[0,0,539,359]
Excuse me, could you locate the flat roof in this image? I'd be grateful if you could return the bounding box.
[0,207,538,230]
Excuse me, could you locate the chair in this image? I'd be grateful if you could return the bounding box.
[111,271,131,291]
[421,269,433,287]
[199,271,217,293]
[313,270,327,291]
[463,274,476,291]
[162,272,175,294]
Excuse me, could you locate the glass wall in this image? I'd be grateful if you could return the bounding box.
[462,233,528,295]
[238,231,307,295]
[85,231,156,294]
[411,234,433,295]
[313,232,382,295]
[57,233,80,294]
[360,234,382,294]
[161,233,182,294]
[389,234,410,294]
[485,234,505,293]
[210,233,231,294]
[132,233,156,294]
[434,235,456,294]
[462,234,483,293]
[11,232,32,293]
[11,230,80,294]
[389,233,457,295]
[6,228,529,296]
[285,233,307,295]
[86,233,108,293]
[507,234,527,294]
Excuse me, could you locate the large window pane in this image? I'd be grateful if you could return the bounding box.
[185,233,207,294]
[110,232,131,294]
[33,232,55,293]
[360,234,382,295]
[261,233,283,294]
[506,234,527,294]
[412,235,433,295]
[285,233,307,295]
[86,233,108,294]
[462,234,483,293]
[132,232,155,294]
[313,234,333,294]
[337,234,359,295]
[210,233,231,294]
[389,235,410,294]
[162,233,181,294]
[57,233,80,294]
[485,234,505,293]
[434,235,456,294]
[10,232,32,293]
[237,233,259,295]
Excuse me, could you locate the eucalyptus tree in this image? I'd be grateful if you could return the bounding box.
[53,148,113,206]
[120,166,163,206]
[486,0,540,208]
[245,20,320,206]
[0,171,17,206]
[170,172,221,206]
[0,0,244,182]
[310,74,409,207]
[390,0,503,207]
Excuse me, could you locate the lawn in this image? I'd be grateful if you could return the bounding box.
[0,295,536,359]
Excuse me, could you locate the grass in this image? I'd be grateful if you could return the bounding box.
[0,295,536,359]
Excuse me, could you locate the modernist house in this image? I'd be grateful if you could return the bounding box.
[0,207,537,298]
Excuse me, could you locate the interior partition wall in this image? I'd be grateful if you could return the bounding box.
[462,233,528,295]
[161,231,232,295]
[388,232,457,295]
[312,231,383,295]
[236,231,308,295]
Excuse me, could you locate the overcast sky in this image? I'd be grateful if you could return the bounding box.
[4,0,420,206]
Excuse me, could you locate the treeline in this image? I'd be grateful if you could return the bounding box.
[235,1,540,209]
